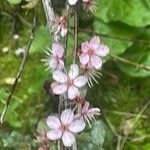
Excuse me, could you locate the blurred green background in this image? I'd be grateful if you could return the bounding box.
[0,0,150,150]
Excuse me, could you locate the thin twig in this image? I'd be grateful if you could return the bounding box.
[110,54,150,71]
[79,28,150,45]
[131,135,150,143]
[1,11,13,19]
[104,109,148,119]
[115,53,148,72]
[73,4,78,64]
[116,135,122,150]
[0,9,37,124]
[94,31,150,45]
[103,112,120,138]
[16,13,32,27]
[63,4,70,64]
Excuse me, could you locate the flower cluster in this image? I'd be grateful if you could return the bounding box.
[42,0,110,148]
[50,0,96,38]
[44,36,109,147]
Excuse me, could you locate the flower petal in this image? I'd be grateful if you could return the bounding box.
[53,70,67,83]
[87,108,101,117]
[98,44,110,57]
[68,64,79,79]
[62,131,75,147]
[47,129,62,140]
[61,109,74,125]
[82,101,90,113]
[79,53,89,65]
[52,84,67,95]
[49,57,57,70]
[90,55,102,70]
[69,119,85,133]
[68,86,79,100]
[82,0,89,2]
[58,59,64,70]
[52,43,64,58]
[61,28,67,37]
[89,36,100,50]
[81,41,89,53]
[68,0,78,5]
[46,116,61,129]
[74,76,87,87]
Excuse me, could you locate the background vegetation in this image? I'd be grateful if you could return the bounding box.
[0,0,150,149]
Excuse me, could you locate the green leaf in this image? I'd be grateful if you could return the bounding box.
[30,26,51,53]
[144,144,150,150]
[27,63,50,94]
[7,0,22,5]
[77,120,112,150]
[94,20,142,55]
[94,0,150,27]
[118,43,150,77]
[91,120,106,145]
[77,132,104,150]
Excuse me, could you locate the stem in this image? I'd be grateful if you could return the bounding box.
[104,109,148,119]
[110,54,150,71]
[0,9,37,124]
[73,4,78,64]
[79,28,150,44]
[42,0,55,34]
[63,4,70,64]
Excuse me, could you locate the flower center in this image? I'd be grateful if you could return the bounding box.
[87,49,94,56]
[61,124,69,132]
[67,79,74,86]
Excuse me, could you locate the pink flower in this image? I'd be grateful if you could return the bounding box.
[43,43,64,70]
[52,64,87,100]
[79,36,109,70]
[46,109,86,147]
[83,0,96,12]
[81,101,100,126]
[52,16,67,37]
